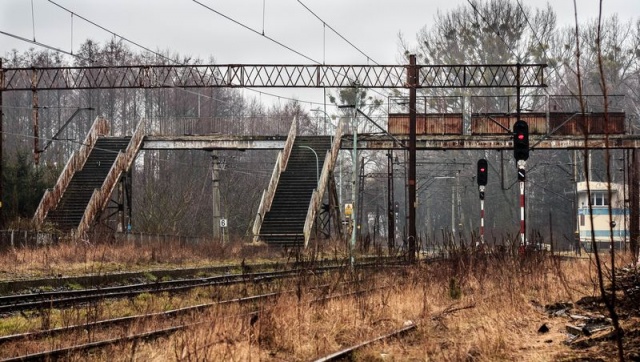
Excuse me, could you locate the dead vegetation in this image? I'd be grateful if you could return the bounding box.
[1,238,638,361]
[147,252,638,361]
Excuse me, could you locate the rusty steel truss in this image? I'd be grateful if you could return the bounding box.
[1,63,546,90]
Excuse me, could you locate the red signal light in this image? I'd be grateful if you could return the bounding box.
[477,159,488,186]
[513,120,529,161]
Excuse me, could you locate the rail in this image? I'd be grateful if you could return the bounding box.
[33,117,110,226]
[74,118,146,240]
[303,119,345,246]
[312,322,416,362]
[252,117,297,242]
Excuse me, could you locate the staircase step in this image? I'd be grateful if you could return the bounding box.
[257,136,333,245]
[42,135,135,231]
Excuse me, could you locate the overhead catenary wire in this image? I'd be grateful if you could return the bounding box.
[4,1,393,112]
[296,0,379,66]
[192,0,317,64]
[295,0,396,104]
[44,0,325,107]
[30,0,36,41]
[192,0,393,110]
[0,29,93,63]
[48,0,183,66]
[46,0,229,105]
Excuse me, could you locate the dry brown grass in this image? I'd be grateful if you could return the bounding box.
[106,253,614,361]
[0,237,284,279]
[2,238,635,361]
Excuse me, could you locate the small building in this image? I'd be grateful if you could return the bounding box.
[576,181,628,251]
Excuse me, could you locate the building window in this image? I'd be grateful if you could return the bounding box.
[580,214,585,226]
[591,192,609,206]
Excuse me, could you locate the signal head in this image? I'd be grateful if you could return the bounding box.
[477,159,488,186]
[513,120,529,161]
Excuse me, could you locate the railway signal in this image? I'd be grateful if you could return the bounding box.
[477,159,488,245]
[477,159,488,187]
[517,159,527,249]
[513,120,529,249]
[513,120,529,161]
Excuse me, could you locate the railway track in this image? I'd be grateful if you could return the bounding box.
[0,268,305,314]
[0,258,402,314]
[0,279,392,361]
[312,322,417,362]
[0,292,277,347]
[0,255,406,295]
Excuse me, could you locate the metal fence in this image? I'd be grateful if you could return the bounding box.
[113,232,206,247]
[0,230,59,251]
[0,230,211,251]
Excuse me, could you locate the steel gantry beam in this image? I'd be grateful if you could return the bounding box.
[1,63,546,90]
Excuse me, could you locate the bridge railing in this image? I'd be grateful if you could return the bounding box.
[252,117,297,242]
[303,119,345,247]
[138,116,340,137]
[33,117,110,227]
[136,116,299,137]
[74,118,146,241]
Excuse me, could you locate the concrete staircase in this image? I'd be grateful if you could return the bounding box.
[258,136,332,246]
[45,137,131,231]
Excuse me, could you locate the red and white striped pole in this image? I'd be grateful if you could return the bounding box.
[479,185,485,245]
[517,160,526,248]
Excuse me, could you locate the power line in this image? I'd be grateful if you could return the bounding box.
[189,0,335,107]
[48,0,178,65]
[191,0,393,108]
[0,29,93,63]
[46,0,230,106]
[46,0,322,107]
[296,0,379,66]
[295,0,395,104]
[192,0,318,64]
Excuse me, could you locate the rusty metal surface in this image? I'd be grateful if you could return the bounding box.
[389,114,463,135]
[252,118,297,242]
[424,114,463,134]
[33,117,110,227]
[352,133,640,150]
[470,113,547,134]
[1,64,546,90]
[303,120,345,246]
[549,112,625,135]
[390,112,623,136]
[74,119,146,240]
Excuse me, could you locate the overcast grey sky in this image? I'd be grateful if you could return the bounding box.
[1,0,638,107]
